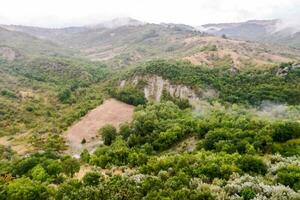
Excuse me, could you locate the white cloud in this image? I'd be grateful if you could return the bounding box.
[0,0,299,27]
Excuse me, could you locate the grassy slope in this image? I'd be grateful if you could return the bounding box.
[0,57,110,152]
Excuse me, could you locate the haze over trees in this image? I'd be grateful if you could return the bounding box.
[0,17,300,200]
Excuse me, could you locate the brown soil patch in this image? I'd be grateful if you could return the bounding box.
[75,165,93,179]
[65,99,134,155]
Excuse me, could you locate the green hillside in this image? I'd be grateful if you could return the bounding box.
[132,60,300,105]
[0,28,75,58]
[0,21,300,200]
[0,57,110,149]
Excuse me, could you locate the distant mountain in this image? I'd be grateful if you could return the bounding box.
[0,27,74,60]
[1,19,300,68]
[198,19,300,49]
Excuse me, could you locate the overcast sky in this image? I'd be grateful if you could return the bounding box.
[0,0,299,27]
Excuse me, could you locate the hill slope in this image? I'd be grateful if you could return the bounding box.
[2,22,300,68]
[199,19,300,49]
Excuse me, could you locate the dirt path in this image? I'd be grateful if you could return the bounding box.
[65,99,134,155]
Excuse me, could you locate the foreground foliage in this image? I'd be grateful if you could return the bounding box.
[1,102,299,199]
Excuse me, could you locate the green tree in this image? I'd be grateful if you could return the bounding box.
[237,155,267,175]
[80,149,90,163]
[6,177,49,200]
[99,125,117,146]
[30,165,49,182]
[58,88,72,103]
[277,165,300,191]
[83,172,103,186]
[62,157,80,177]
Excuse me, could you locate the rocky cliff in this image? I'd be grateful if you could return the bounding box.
[120,75,218,105]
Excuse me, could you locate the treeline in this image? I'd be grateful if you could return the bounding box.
[133,60,300,105]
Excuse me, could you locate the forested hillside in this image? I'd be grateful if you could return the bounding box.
[0,19,300,200]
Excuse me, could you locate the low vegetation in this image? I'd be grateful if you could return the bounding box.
[1,101,299,199]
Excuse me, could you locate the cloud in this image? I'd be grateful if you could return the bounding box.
[273,6,300,34]
[0,0,299,27]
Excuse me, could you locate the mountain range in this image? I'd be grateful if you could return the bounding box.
[199,19,300,49]
[1,18,299,68]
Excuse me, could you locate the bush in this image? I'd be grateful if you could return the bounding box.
[237,155,267,175]
[6,177,49,200]
[30,165,49,182]
[277,166,300,191]
[110,86,146,106]
[58,88,72,103]
[203,128,231,150]
[99,125,117,146]
[272,122,300,142]
[161,90,191,109]
[82,172,103,186]
[240,187,256,200]
[1,89,17,98]
[80,149,90,163]
[61,156,80,177]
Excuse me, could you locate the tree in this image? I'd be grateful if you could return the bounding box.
[62,157,80,177]
[237,155,267,175]
[119,123,132,140]
[80,149,90,163]
[13,157,39,176]
[58,88,72,103]
[56,179,82,200]
[99,125,117,146]
[45,134,66,152]
[272,122,300,142]
[43,159,63,177]
[83,172,103,186]
[6,177,49,200]
[277,166,300,191]
[30,165,49,182]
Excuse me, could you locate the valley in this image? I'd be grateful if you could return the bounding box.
[0,16,300,200]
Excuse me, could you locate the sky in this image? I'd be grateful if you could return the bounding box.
[0,0,299,27]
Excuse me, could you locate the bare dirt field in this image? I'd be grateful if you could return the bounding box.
[65,99,134,155]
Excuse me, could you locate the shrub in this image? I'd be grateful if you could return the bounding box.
[80,149,90,163]
[58,88,72,103]
[272,122,300,142]
[30,165,49,182]
[110,86,146,106]
[6,177,49,200]
[203,128,230,150]
[99,125,117,146]
[277,166,300,191]
[82,172,103,186]
[240,187,256,200]
[1,89,17,98]
[237,155,267,175]
[61,156,80,177]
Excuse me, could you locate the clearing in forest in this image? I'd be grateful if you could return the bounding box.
[65,98,134,155]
